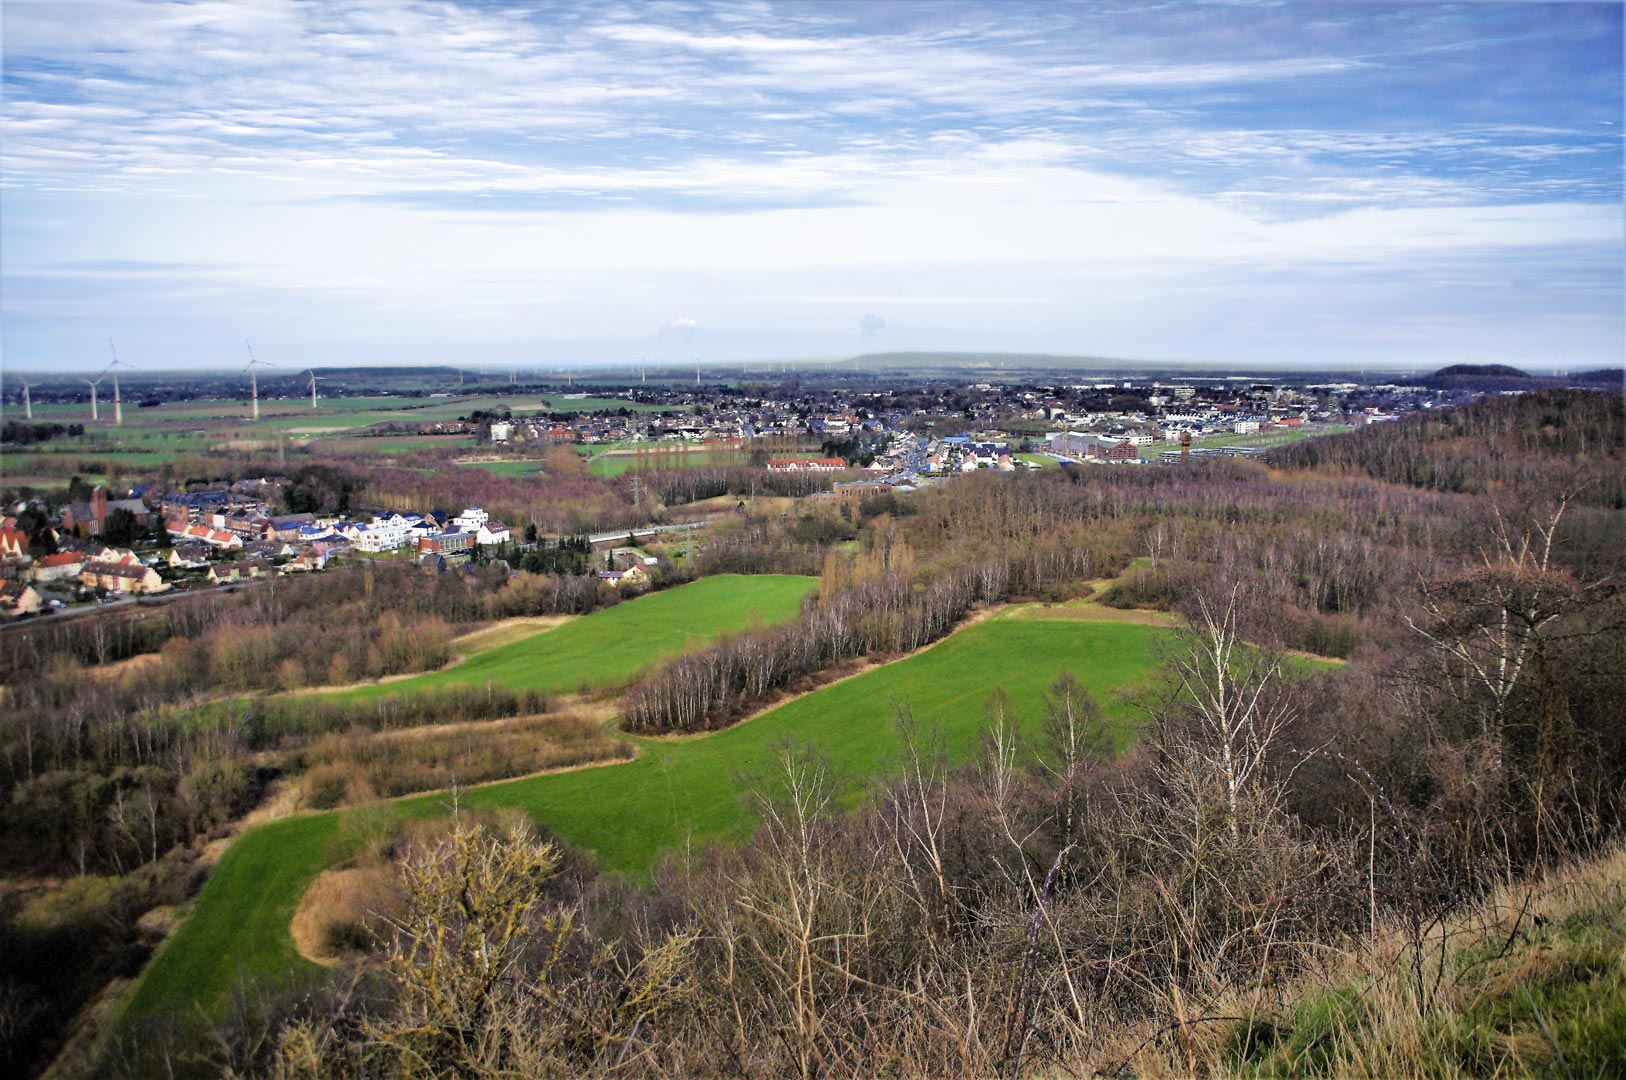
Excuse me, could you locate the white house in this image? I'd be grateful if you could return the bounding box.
[454,507,489,531]
[476,520,511,546]
[353,518,410,551]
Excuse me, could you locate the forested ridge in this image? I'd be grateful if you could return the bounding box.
[1269,389,1623,505]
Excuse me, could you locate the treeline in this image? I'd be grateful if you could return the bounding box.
[0,563,626,881]
[2,562,502,683]
[509,534,593,576]
[624,543,1096,734]
[1270,389,1624,506]
[233,685,553,748]
[362,448,642,534]
[298,713,633,807]
[0,683,547,880]
[643,464,836,506]
[1,421,85,445]
[690,523,830,577]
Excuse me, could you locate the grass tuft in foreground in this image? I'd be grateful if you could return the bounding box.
[1138,845,1626,1080]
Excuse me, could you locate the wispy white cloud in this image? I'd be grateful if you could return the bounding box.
[1,0,1619,369]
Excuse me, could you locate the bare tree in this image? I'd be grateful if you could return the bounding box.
[1404,495,1576,740]
[1163,586,1297,842]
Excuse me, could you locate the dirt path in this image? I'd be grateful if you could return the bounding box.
[451,614,574,652]
[999,600,1178,627]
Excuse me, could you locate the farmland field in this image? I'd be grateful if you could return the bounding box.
[125,611,1170,1020]
[459,458,548,477]
[1139,424,1352,459]
[320,574,819,703]
[587,448,734,478]
[537,395,683,414]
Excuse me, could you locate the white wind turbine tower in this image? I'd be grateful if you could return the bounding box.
[15,377,33,420]
[243,341,277,421]
[80,369,107,422]
[304,369,324,410]
[106,340,136,425]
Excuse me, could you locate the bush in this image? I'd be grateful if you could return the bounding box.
[302,766,350,811]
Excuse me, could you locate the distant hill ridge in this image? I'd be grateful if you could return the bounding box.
[846,350,1126,369]
[1431,363,1528,378]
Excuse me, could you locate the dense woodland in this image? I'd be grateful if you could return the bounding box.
[3,390,1623,1079]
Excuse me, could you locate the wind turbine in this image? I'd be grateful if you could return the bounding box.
[304,369,324,410]
[14,377,33,420]
[106,340,136,424]
[80,370,107,422]
[243,341,277,421]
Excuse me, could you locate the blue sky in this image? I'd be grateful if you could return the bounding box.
[2,0,1621,372]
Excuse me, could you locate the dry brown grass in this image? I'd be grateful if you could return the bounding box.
[449,614,574,653]
[298,708,633,807]
[289,864,404,966]
[1108,844,1626,1080]
[1003,599,1179,626]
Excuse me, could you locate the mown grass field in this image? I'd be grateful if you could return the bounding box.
[320,574,818,705]
[457,615,1168,869]
[126,610,1171,1020]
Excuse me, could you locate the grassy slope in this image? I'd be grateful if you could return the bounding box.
[127,613,1168,1020]
[461,617,1166,868]
[322,574,818,703]
[124,813,342,1019]
[1216,845,1626,1080]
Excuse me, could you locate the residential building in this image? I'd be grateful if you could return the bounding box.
[417,530,471,556]
[30,552,84,583]
[0,581,42,618]
[80,555,168,595]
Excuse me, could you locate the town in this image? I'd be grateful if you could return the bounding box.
[2,365,1494,620]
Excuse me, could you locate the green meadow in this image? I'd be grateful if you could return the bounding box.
[126,610,1171,1020]
[320,574,819,703]
[454,615,1168,869]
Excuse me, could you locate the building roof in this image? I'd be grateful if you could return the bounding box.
[83,561,154,581]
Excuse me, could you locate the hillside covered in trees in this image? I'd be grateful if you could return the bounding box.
[4,390,1623,1080]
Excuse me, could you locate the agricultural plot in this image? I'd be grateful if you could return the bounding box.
[1139,424,1352,459]
[126,612,1171,1020]
[538,396,682,414]
[459,459,548,477]
[320,574,819,703]
[305,435,475,456]
[587,448,731,479]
